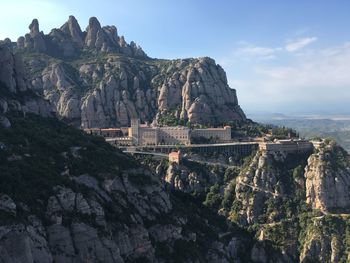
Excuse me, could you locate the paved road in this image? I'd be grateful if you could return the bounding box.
[136,141,259,149]
[123,150,168,157]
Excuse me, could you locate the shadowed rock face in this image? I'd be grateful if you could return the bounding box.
[11,16,246,127]
[0,112,285,263]
[0,44,52,119]
[60,15,84,47]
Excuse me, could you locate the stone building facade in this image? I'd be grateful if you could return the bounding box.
[259,139,313,153]
[129,119,190,145]
[87,119,233,146]
[128,119,231,146]
[191,126,231,142]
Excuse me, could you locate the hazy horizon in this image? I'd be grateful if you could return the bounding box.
[1,0,349,115]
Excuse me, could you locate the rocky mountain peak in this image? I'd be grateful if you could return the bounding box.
[87,16,101,30]
[29,18,40,36]
[25,18,47,52]
[85,17,101,48]
[60,15,83,46]
[15,16,147,59]
[10,16,246,127]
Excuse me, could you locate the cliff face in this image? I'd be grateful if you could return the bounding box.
[0,44,52,127]
[299,216,350,263]
[0,113,281,263]
[304,141,350,213]
[12,16,245,127]
[146,145,350,262]
[18,16,146,58]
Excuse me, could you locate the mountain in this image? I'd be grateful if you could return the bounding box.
[1,16,350,263]
[0,46,284,262]
[0,44,52,125]
[6,16,245,128]
[150,141,350,262]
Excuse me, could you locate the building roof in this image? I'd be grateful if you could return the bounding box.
[169,151,180,157]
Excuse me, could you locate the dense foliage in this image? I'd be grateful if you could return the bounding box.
[0,112,135,210]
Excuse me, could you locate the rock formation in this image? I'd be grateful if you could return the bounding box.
[305,140,350,213]
[60,15,84,47]
[11,16,245,127]
[234,151,291,225]
[0,44,52,119]
[17,16,147,58]
[0,112,282,262]
[163,162,220,193]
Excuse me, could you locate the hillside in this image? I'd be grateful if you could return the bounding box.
[1,15,350,263]
[0,41,284,263]
[142,140,350,262]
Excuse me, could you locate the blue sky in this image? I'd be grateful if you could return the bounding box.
[1,0,350,115]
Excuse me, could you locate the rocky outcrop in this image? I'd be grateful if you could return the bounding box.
[26,19,47,52]
[0,45,29,93]
[299,215,350,263]
[0,195,16,215]
[23,53,245,127]
[60,15,83,47]
[304,140,350,213]
[11,16,245,127]
[16,16,147,59]
[0,114,282,262]
[164,162,219,193]
[234,151,289,225]
[0,44,52,118]
[157,57,245,125]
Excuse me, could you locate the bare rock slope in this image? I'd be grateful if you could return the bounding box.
[0,112,283,263]
[304,140,350,213]
[13,16,245,127]
[0,44,52,127]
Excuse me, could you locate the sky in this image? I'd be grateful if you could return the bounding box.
[1,0,350,115]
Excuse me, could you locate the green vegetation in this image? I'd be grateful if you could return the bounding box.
[0,112,135,215]
[226,119,297,138]
[322,141,350,172]
[203,184,222,210]
[298,213,350,262]
[156,109,179,126]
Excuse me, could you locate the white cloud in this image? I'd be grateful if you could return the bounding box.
[258,42,350,87]
[285,37,318,52]
[234,43,282,60]
[227,42,350,113]
[238,46,276,56]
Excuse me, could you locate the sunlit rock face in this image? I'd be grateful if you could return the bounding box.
[14,16,245,127]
